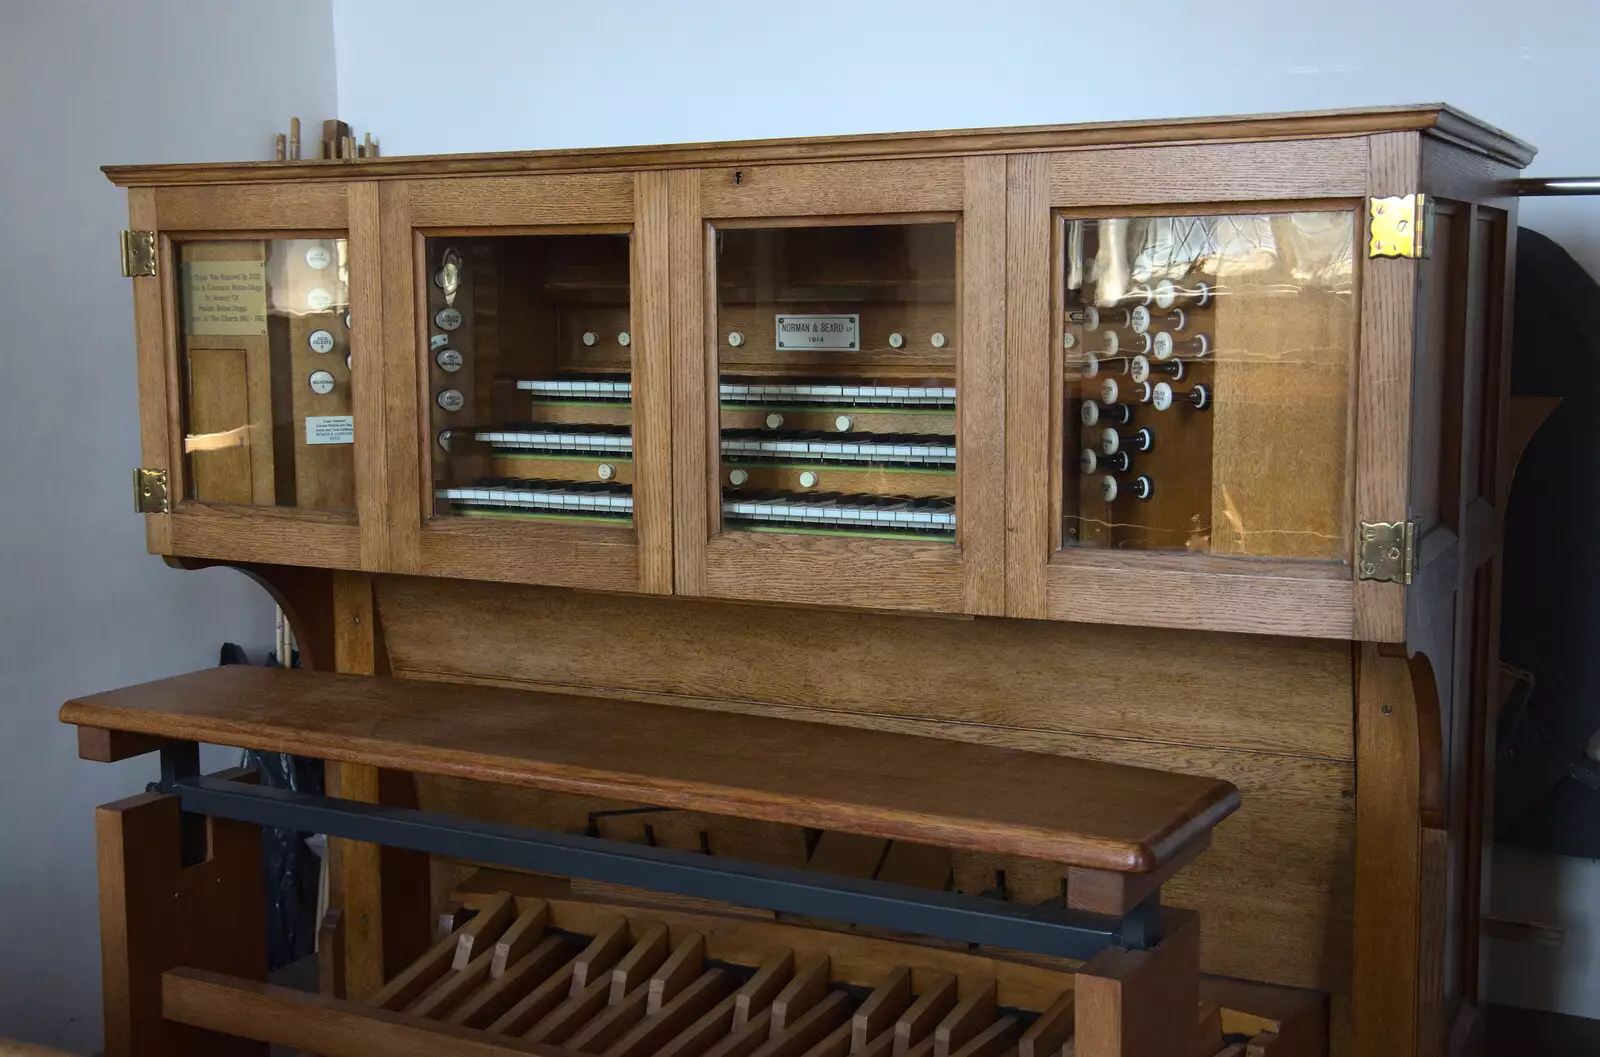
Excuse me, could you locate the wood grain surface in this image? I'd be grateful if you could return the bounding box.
[103,104,1534,188]
[61,664,1237,873]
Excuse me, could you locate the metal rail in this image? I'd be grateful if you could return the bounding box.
[161,761,1162,958]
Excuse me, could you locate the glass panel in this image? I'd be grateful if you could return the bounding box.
[177,238,353,509]
[715,223,958,541]
[427,234,632,524]
[1061,211,1354,559]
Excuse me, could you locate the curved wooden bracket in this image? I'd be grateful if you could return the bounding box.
[163,558,335,672]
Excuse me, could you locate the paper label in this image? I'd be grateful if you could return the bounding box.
[182,260,267,335]
[775,314,859,352]
[305,415,354,445]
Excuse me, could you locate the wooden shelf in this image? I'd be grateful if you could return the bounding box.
[60,665,1237,873]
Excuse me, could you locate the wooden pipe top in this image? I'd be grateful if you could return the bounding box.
[61,665,1238,873]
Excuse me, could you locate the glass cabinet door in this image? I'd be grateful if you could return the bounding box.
[138,180,363,568]
[715,222,959,543]
[395,171,668,592]
[176,238,354,510]
[1060,210,1354,559]
[425,233,634,526]
[678,158,1006,615]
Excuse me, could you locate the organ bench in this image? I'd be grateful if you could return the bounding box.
[68,665,1262,1057]
[83,103,1538,1056]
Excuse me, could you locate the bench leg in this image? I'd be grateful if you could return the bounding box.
[97,790,267,1057]
[1074,911,1202,1057]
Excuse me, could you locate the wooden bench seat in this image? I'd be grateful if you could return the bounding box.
[61,665,1239,874]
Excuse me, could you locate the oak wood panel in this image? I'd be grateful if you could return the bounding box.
[701,533,966,614]
[130,188,173,552]
[633,170,675,594]
[103,104,1534,188]
[1043,555,1355,639]
[162,968,557,1056]
[1353,132,1420,642]
[1047,140,1367,207]
[153,182,347,230]
[1074,912,1201,1057]
[62,665,1238,873]
[78,726,175,763]
[1351,643,1422,1057]
[701,160,965,219]
[405,174,634,227]
[348,183,391,570]
[667,170,708,595]
[167,504,360,567]
[959,156,1008,616]
[379,182,423,571]
[416,518,639,591]
[1420,139,1523,206]
[372,578,1353,999]
[377,577,1353,760]
[98,793,267,1057]
[1003,154,1052,619]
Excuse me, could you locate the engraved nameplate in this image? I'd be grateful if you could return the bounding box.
[775,314,859,352]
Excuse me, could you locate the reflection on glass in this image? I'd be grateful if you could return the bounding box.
[715,223,958,541]
[1062,211,1354,558]
[177,237,353,509]
[426,234,633,524]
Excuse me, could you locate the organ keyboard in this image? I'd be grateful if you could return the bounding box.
[720,432,956,468]
[515,380,958,410]
[722,492,955,535]
[437,479,634,517]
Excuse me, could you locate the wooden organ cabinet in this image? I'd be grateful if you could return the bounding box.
[77,105,1536,1057]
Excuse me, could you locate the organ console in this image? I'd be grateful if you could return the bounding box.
[90,104,1535,1057]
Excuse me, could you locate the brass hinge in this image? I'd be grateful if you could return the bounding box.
[120,229,156,277]
[1368,194,1431,259]
[133,468,169,514]
[1357,519,1416,584]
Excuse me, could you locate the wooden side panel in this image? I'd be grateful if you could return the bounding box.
[1353,133,1420,641]
[375,576,1356,1001]
[328,571,431,999]
[348,182,390,570]
[1003,154,1052,619]
[1047,139,1368,207]
[406,173,635,227]
[959,156,1008,616]
[96,792,266,1057]
[668,169,708,595]
[130,187,173,553]
[633,171,675,594]
[379,181,423,572]
[700,159,965,218]
[1351,643,1422,1057]
[153,182,347,231]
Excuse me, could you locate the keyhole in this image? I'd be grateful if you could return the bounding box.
[733,170,743,186]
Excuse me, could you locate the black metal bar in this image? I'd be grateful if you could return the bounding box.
[168,775,1144,958]
[159,742,207,867]
[1116,889,1163,949]
[159,742,199,786]
[1506,177,1600,197]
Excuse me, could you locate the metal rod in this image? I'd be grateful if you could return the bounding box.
[1507,178,1600,197]
[168,775,1153,957]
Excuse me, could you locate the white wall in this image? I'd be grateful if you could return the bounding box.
[329,0,1600,1019]
[0,1,335,1049]
[331,0,1600,275]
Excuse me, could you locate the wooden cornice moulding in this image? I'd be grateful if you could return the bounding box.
[102,103,1535,188]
